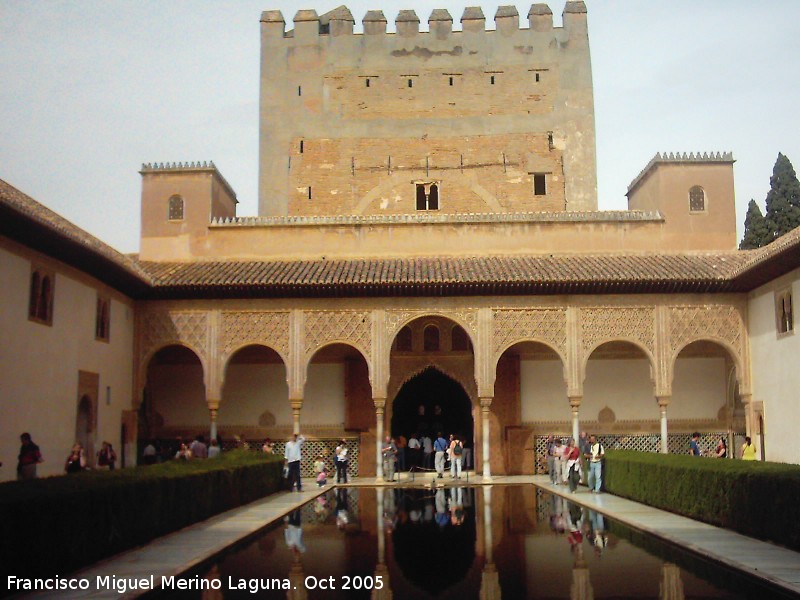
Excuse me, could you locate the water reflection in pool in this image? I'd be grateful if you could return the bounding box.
[174,486,790,599]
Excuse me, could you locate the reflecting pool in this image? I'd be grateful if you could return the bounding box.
[168,486,794,599]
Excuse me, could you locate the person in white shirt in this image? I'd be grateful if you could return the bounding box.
[335,439,349,483]
[284,433,306,492]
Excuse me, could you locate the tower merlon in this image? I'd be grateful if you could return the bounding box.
[563,1,588,34]
[260,10,285,37]
[396,10,420,37]
[363,10,387,35]
[495,6,520,36]
[323,5,355,37]
[528,4,553,32]
[429,9,453,39]
[293,9,320,41]
[460,6,485,33]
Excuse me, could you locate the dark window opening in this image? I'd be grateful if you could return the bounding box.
[533,173,547,196]
[535,72,540,82]
[689,186,705,212]
[408,79,413,88]
[451,325,471,352]
[395,326,413,352]
[168,195,184,220]
[29,269,54,325]
[777,291,794,334]
[298,85,302,96]
[299,140,304,154]
[366,78,370,88]
[308,186,312,200]
[428,184,439,210]
[415,183,440,211]
[423,325,440,352]
[449,76,454,86]
[96,296,110,342]
[490,75,495,85]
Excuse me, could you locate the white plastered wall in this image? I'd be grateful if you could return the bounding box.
[0,246,134,481]
[520,357,726,424]
[747,268,800,464]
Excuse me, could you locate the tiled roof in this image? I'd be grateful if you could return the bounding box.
[139,252,757,298]
[0,178,152,296]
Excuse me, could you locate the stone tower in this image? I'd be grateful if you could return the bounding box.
[258,2,597,217]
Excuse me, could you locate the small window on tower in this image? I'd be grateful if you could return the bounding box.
[533,174,547,196]
[415,183,441,211]
[689,186,706,212]
[299,140,304,154]
[168,195,184,220]
[408,79,413,88]
[490,75,495,85]
[366,78,370,88]
[449,76,454,86]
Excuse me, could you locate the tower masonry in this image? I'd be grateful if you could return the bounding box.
[258,2,598,217]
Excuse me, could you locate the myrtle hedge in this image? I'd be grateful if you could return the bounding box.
[604,450,800,551]
[0,450,284,577]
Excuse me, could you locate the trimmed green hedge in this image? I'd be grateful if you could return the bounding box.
[604,450,800,551]
[0,450,284,577]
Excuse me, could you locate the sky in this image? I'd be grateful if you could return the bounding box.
[2,1,799,253]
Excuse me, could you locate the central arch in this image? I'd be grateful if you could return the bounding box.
[391,366,474,449]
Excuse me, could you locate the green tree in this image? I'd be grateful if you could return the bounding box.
[763,152,800,241]
[739,199,771,249]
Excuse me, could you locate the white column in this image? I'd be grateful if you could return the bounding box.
[207,400,219,442]
[480,398,492,481]
[658,397,670,454]
[569,396,581,442]
[375,399,385,481]
[291,400,302,435]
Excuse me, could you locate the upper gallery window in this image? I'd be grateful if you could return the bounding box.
[96,295,110,342]
[423,325,440,352]
[28,267,54,325]
[533,173,547,196]
[775,288,794,336]
[168,195,184,220]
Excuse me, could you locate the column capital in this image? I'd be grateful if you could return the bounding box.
[479,396,493,409]
[290,398,303,411]
[568,395,582,409]
[373,397,387,410]
[656,395,670,408]
[206,398,221,411]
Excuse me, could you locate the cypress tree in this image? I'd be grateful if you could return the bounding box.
[763,153,800,241]
[739,199,770,249]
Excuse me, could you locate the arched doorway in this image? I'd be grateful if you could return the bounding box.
[392,367,474,448]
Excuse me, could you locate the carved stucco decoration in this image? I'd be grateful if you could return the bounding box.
[140,311,208,365]
[304,310,372,360]
[220,311,290,364]
[386,309,478,345]
[580,307,656,362]
[492,308,567,362]
[669,305,745,372]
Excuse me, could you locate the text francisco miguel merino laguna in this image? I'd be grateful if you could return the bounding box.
[7,575,302,594]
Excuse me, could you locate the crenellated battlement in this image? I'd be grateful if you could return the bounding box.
[627,152,735,195]
[260,3,587,38]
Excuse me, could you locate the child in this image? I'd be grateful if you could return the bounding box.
[315,455,327,487]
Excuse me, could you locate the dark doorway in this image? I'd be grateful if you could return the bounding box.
[392,367,473,443]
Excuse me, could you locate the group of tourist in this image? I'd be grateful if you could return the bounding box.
[282,434,351,493]
[689,432,757,460]
[13,433,120,480]
[382,432,467,482]
[545,432,605,494]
